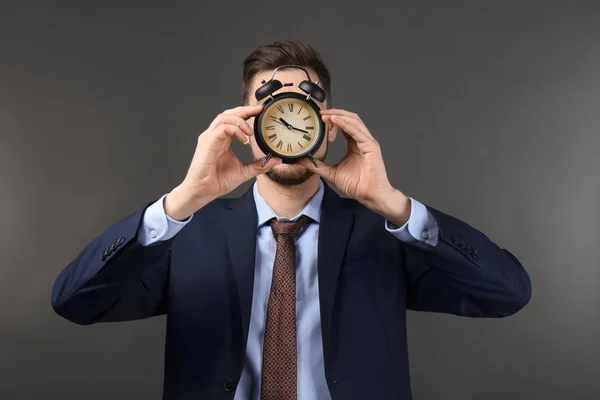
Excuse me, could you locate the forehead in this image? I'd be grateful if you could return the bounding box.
[248,67,325,106]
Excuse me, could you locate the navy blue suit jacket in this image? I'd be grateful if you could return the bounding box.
[51,182,531,399]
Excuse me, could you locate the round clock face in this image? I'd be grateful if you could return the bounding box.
[257,94,323,158]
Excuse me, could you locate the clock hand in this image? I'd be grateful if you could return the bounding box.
[269,117,287,127]
[291,126,309,134]
[279,118,293,128]
[278,118,309,134]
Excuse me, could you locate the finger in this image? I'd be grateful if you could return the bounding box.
[222,104,264,119]
[216,123,250,145]
[296,157,335,181]
[321,108,377,139]
[320,108,361,121]
[241,156,283,180]
[209,114,254,136]
[322,114,373,144]
[322,111,374,140]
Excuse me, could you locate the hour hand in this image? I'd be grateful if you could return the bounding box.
[269,116,286,126]
[279,118,292,128]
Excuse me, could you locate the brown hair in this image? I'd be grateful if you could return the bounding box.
[241,40,331,106]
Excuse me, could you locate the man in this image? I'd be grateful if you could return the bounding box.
[51,40,532,400]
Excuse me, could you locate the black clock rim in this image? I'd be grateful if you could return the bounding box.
[254,92,326,164]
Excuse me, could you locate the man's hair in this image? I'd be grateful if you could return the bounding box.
[241,40,331,105]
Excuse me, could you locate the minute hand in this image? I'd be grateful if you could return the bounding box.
[291,126,309,134]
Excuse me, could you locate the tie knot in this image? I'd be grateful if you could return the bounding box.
[269,215,311,239]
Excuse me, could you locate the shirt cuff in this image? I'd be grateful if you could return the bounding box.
[385,197,439,247]
[138,194,193,246]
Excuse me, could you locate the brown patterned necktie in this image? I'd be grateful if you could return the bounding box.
[261,215,312,400]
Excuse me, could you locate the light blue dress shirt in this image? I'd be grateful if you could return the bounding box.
[138,180,438,399]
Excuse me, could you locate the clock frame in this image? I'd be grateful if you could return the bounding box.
[254,91,325,165]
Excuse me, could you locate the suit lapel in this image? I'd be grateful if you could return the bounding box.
[222,184,258,351]
[317,183,355,364]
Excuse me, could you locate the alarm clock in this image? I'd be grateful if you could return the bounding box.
[253,65,327,167]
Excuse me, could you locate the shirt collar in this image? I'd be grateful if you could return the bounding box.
[253,179,324,226]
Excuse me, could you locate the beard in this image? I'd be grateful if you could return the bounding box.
[266,164,315,186]
[249,141,328,186]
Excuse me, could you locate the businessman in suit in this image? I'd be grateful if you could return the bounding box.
[51,40,532,400]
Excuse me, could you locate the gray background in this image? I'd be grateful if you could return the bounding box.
[1,0,598,399]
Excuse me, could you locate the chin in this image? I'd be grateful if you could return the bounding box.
[266,163,314,186]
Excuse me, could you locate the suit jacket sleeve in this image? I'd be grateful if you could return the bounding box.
[387,198,532,317]
[50,195,189,325]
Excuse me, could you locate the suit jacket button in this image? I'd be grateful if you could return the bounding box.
[451,236,458,244]
[223,379,235,392]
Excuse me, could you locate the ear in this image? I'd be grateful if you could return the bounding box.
[323,104,337,142]
[327,123,338,142]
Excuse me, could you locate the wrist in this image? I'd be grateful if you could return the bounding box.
[373,187,411,227]
[164,183,211,222]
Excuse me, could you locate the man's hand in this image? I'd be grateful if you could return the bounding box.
[164,105,282,221]
[297,108,412,226]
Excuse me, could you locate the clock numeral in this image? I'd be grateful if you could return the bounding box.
[297,141,304,149]
[269,116,279,122]
[297,106,303,114]
[302,134,311,141]
[288,104,294,112]
[276,140,283,149]
[277,105,284,114]
[287,143,293,152]
[268,134,277,142]
[306,126,314,130]
[303,115,311,121]
[266,125,275,130]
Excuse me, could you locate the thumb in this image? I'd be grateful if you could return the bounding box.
[241,156,283,180]
[297,157,335,181]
